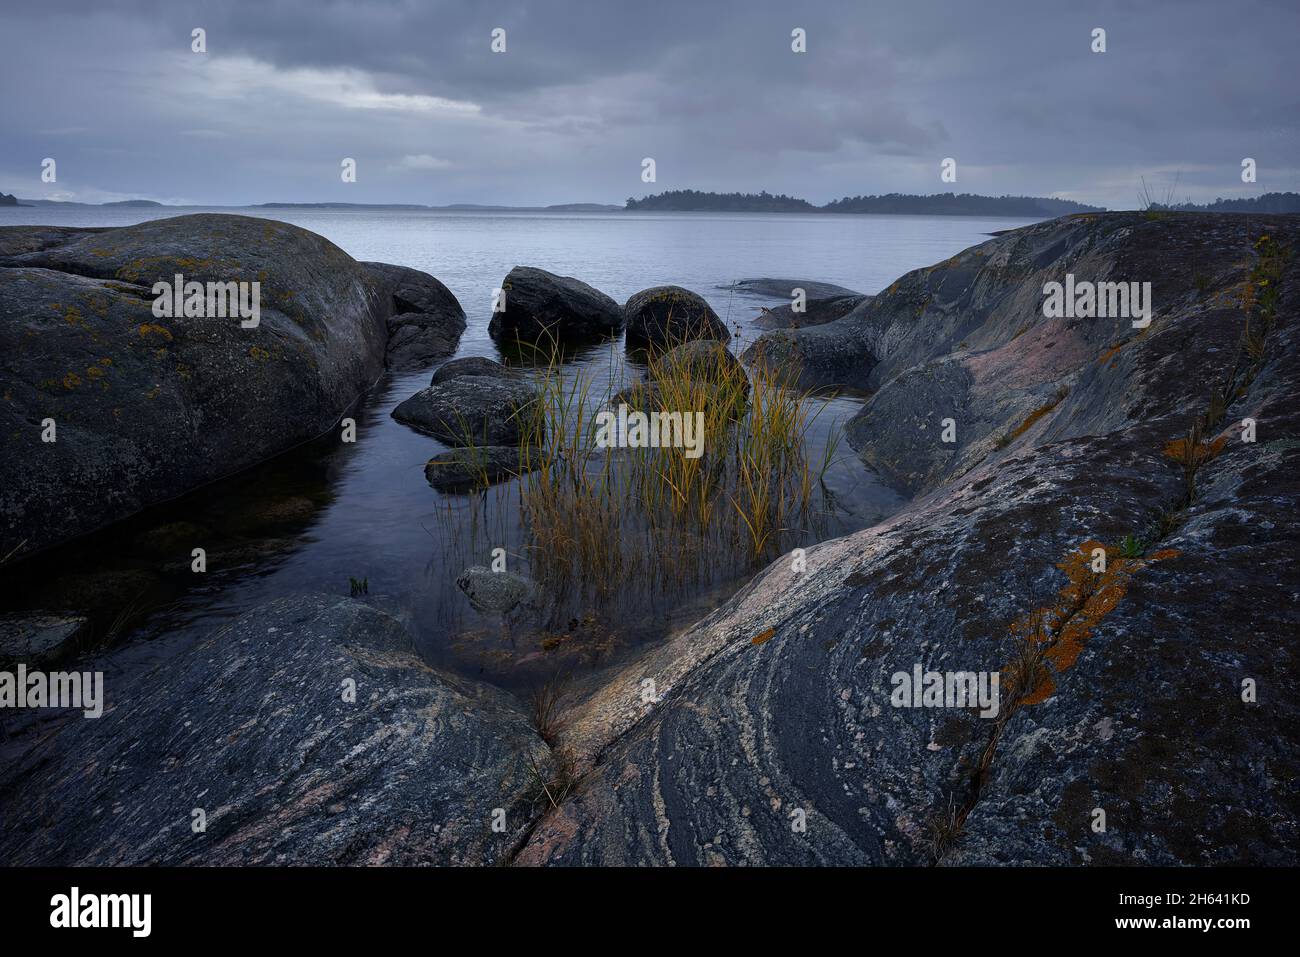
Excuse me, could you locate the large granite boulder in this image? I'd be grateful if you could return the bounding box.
[488,266,623,345]
[362,262,466,372]
[0,214,390,561]
[624,285,729,346]
[0,594,556,865]
[516,212,1300,866]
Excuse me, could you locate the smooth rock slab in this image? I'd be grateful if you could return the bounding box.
[0,594,554,865]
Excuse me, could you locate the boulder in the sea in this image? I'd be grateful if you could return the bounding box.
[652,339,747,385]
[624,285,729,346]
[430,356,524,386]
[0,214,389,561]
[488,266,623,345]
[363,262,466,372]
[392,374,537,446]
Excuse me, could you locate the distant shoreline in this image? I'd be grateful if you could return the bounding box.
[8,190,1299,216]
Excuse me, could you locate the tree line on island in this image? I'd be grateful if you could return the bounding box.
[625,189,1300,216]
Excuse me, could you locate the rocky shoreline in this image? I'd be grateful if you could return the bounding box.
[2,211,1297,866]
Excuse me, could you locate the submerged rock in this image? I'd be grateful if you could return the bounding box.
[363,262,466,372]
[488,266,623,345]
[624,285,729,346]
[0,613,89,668]
[0,594,553,865]
[456,566,534,614]
[0,214,390,561]
[392,374,537,446]
[425,445,535,491]
[729,278,862,300]
[517,212,1300,866]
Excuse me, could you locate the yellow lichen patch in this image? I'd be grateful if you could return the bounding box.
[249,346,272,361]
[85,366,105,381]
[1162,434,1227,465]
[62,372,81,389]
[137,323,173,341]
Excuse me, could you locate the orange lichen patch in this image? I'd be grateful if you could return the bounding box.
[1002,541,1177,707]
[751,627,776,646]
[137,323,173,341]
[1163,434,1227,465]
[1007,396,1063,442]
[62,372,81,389]
[1097,342,1124,367]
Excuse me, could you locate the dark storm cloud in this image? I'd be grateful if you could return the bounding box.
[1,0,1296,207]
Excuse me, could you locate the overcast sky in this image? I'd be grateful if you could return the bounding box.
[2,0,1296,209]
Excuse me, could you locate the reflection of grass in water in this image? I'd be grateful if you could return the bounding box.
[512,330,841,614]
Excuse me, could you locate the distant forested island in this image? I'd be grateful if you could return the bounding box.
[625,190,817,212]
[625,190,1103,215]
[1149,192,1300,214]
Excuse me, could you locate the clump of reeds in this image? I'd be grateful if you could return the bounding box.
[513,329,839,610]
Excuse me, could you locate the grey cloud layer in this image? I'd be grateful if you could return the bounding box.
[2,0,1296,207]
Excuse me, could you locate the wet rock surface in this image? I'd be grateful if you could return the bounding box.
[363,262,466,372]
[517,213,1300,866]
[489,265,623,344]
[624,284,729,345]
[456,566,536,614]
[425,445,534,491]
[0,214,390,561]
[0,594,553,865]
[730,278,862,300]
[392,374,537,446]
[430,355,523,386]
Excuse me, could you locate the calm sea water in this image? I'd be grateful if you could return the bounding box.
[1,207,1039,689]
